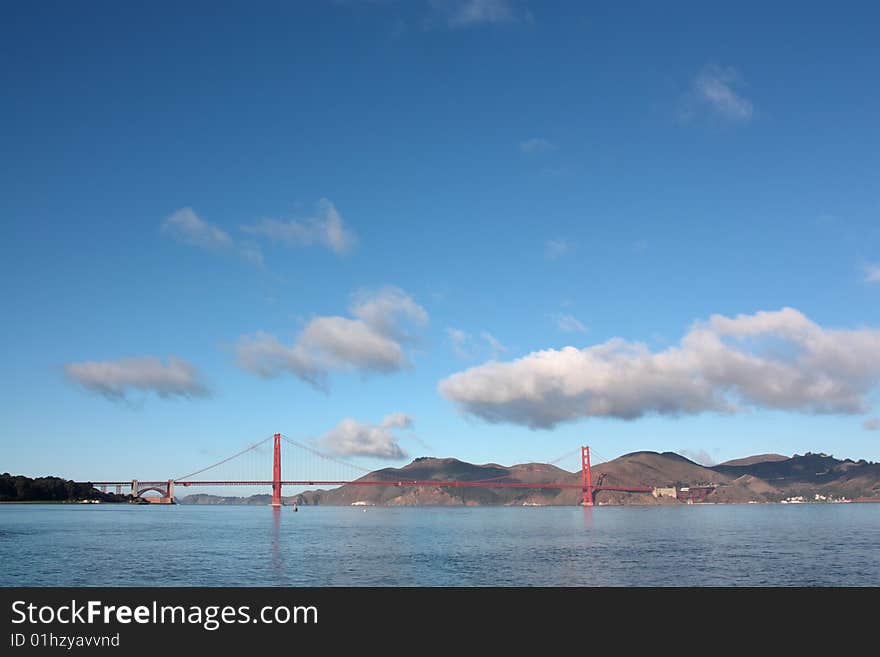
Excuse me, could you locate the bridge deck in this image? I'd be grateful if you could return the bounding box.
[81,480,653,493]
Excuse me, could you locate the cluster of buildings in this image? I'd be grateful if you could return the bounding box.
[781,494,852,504]
[652,485,717,503]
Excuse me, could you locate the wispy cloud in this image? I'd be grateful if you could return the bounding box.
[519,137,556,154]
[481,331,507,358]
[864,417,880,431]
[440,307,880,429]
[241,198,358,256]
[160,208,262,266]
[553,313,587,334]
[447,327,473,359]
[161,208,234,251]
[679,448,716,466]
[429,0,526,28]
[447,327,506,360]
[65,356,209,401]
[864,264,880,283]
[317,412,413,459]
[681,64,754,124]
[238,243,265,267]
[544,238,571,260]
[236,287,427,390]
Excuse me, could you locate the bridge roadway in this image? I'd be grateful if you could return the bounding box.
[82,479,653,493]
[79,445,654,506]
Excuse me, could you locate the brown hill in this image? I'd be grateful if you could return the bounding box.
[711,452,880,499]
[707,475,779,503]
[714,452,851,484]
[719,453,789,467]
[295,457,575,507]
[802,461,880,499]
[594,451,727,487]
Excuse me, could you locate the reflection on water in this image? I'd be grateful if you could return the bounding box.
[1,505,879,586]
[580,505,594,528]
[270,506,285,585]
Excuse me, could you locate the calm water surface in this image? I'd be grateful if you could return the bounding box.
[1,504,878,586]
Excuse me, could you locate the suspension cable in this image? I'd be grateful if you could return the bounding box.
[547,447,582,466]
[174,435,275,481]
[589,447,612,465]
[280,435,373,474]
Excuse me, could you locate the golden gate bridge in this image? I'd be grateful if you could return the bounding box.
[80,434,653,507]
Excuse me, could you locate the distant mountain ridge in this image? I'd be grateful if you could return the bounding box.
[711,452,880,500]
[178,449,880,506]
[718,454,789,467]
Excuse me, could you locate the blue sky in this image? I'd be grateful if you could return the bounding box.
[3,1,880,484]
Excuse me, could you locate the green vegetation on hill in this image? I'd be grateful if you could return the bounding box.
[0,473,128,503]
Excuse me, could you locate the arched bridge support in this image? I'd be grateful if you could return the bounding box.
[134,480,176,504]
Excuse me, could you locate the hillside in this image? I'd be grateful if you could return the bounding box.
[710,453,880,500]
[294,457,574,507]
[707,475,779,503]
[597,451,725,487]
[719,454,789,467]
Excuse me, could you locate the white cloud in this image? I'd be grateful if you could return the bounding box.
[553,313,587,334]
[65,356,209,401]
[519,137,556,153]
[430,0,523,28]
[439,307,880,429]
[241,198,358,255]
[233,332,325,389]
[235,287,427,389]
[684,64,754,123]
[350,286,428,340]
[864,265,880,283]
[318,413,413,459]
[161,208,233,251]
[300,316,409,372]
[161,207,263,265]
[864,417,880,431]
[545,238,571,260]
[382,412,413,429]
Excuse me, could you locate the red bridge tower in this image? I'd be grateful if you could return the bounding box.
[271,432,282,507]
[581,445,593,506]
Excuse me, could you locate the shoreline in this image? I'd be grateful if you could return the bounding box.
[4,499,879,507]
